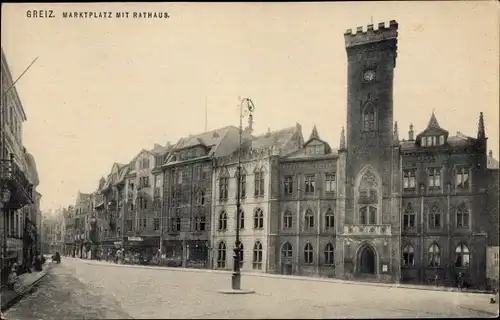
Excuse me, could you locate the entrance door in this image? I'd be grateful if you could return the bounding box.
[359,246,376,274]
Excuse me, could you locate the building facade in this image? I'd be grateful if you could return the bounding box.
[274,126,338,277]
[1,48,36,268]
[73,192,92,258]
[162,127,243,268]
[123,146,169,256]
[212,124,303,273]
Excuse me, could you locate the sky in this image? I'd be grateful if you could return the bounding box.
[1,2,499,212]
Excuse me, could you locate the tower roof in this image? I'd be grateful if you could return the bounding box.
[416,111,449,139]
[309,124,320,140]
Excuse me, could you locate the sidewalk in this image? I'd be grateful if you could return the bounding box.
[0,265,51,312]
[71,257,494,295]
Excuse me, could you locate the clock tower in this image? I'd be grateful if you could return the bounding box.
[336,20,402,283]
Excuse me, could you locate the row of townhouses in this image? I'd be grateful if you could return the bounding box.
[51,21,498,289]
[0,48,42,276]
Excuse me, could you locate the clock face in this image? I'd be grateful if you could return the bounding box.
[363,70,376,82]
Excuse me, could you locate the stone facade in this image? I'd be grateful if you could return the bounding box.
[275,128,337,277]
[212,124,302,273]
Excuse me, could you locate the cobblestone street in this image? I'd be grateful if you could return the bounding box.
[6,258,498,319]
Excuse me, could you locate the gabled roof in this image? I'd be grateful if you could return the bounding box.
[166,126,248,164]
[247,125,296,151]
[416,111,449,139]
[114,164,130,185]
[151,142,173,156]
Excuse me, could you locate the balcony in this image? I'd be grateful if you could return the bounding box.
[0,157,34,210]
[343,224,392,236]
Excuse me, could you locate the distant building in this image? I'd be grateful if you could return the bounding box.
[73,191,92,258]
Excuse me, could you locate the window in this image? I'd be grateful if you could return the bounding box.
[138,197,148,210]
[239,174,246,198]
[283,176,294,195]
[429,204,441,228]
[142,218,147,228]
[325,208,335,229]
[305,175,315,194]
[324,174,336,193]
[275,243,291,264]
[403,203,416,229]
[439,135,445,145]
[283,210,293,229]
[363,104,377,132]
[421,137,427,147]
[154,218,160,231]
[254,171,265,196]
[304,243,314,264]
[170,217,181,232]
[252,241,263,270]
[126,219,133,231]
[305,209,314,228]
[456,167,469,189]
[238,209,245,230]
[428,244,441,267]
[456,202,469,228]
[324,242,334,265]
[194,215,206,231]
[402,244,415,266]
[428,168,441,188]
[403,170,416,190]
[359,206,376,225]
[217,241,227,268]
[176,170,183,184]
[218,211,227,231]
[455,244,470,268]
[219,177,228,201]
[253,208,264,229]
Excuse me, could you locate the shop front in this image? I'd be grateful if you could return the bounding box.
[123,236,160,261]
[100,239,122,261]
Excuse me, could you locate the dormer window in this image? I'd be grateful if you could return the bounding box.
[306,145,323,155]
[421,135,445,147]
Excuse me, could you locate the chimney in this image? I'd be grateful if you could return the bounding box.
[408,123,414,141]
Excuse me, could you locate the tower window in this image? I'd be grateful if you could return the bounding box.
[362,105,377,132]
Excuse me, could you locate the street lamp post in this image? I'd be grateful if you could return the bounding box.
[220,97,256,294]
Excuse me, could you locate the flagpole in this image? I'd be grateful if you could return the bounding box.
[1,56,39,98]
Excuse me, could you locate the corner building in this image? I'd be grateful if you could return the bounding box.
[331,20,499,288]
[269,21,498,289]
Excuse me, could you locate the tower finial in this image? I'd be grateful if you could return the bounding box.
[477,112,485,140]
[408,123,414,141]
[340,126,346,150]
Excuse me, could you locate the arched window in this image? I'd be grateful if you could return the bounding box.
[305,209,314,228]
[362,104,377,132]
[428,243,441,267]
[238,209,245,230]
[252,241,263,270]
[402,244,415,266]
[218,211,227,231]
[324,242,334,265]
[429,204,442,228]
[455,244,470,267]
[358,170,378,225]
[283,210,293,229]
[217,241,227,268]
[456,203,469,228]
[253,208,264,229]
[281,242,293,258]
[325,207,335,229]
[304,242,314,264]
